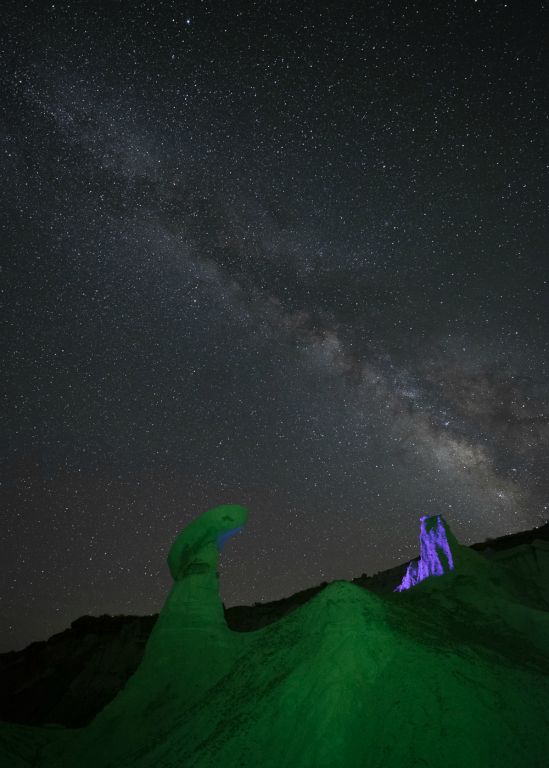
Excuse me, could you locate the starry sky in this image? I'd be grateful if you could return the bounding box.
[2,0,549,652]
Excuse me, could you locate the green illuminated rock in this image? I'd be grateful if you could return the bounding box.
[141,503,249,683]
[37,504,251,768]
[1,506,548,767]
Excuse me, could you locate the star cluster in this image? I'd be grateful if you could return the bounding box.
[2,0,548,651]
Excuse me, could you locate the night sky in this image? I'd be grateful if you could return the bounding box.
[2,1,549,652]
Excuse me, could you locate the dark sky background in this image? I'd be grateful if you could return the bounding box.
[2,0,548,652]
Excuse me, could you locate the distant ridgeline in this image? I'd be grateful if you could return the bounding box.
[1,510,548,768]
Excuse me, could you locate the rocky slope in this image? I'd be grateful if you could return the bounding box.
[1,520,548,732]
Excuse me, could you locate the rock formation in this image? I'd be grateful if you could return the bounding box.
[395,514,457,590]
[1,507,548,768]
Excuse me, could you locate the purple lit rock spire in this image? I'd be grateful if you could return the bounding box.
[395,515,456,592]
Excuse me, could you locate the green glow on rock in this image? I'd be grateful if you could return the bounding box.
[1,507,548,768]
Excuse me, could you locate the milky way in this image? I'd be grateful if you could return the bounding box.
[2,1,548,651]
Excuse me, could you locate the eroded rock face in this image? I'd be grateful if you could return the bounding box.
[0,615,156,727]
[395,515,458,591]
